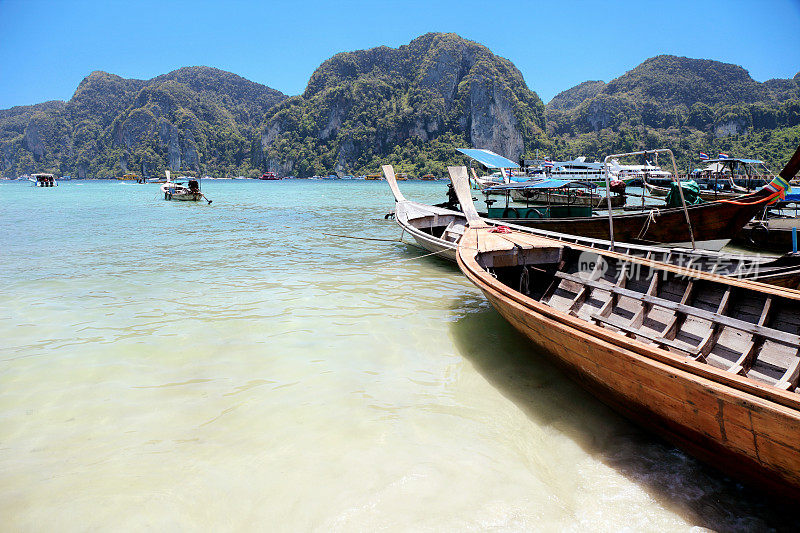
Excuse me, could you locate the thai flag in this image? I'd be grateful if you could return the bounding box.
[719,153,729,159]
[699,152,709,160]
[543,160,553,168]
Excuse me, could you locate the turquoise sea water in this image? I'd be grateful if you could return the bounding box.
[0,179,794,530]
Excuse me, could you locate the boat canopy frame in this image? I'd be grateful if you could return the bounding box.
[603,149,693,250]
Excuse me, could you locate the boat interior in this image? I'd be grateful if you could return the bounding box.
[402,197,800,281]
[404,206,467,243]
[477,244,800,392]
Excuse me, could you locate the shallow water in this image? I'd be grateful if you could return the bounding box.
[0,180,794,531]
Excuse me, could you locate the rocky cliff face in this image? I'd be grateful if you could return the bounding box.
[0,67,287,177]
[261,33,545,176]
[3,41,796,178]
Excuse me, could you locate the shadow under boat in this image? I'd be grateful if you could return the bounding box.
[448,296,796,530]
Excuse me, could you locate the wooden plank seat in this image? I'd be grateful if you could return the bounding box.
[442,220,465,243]
[553,271,800,347]
[591,313,701,355]
[776,359,800,390]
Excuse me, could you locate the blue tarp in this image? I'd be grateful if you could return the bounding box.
[782,193,800,203]
[457,148,520,169]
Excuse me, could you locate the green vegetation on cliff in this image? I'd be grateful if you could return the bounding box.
[261,33,545,177]
[2,41,799,179]
[544,55,800,170]
[0,67,287,177]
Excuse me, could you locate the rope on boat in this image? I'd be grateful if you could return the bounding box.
[321,232,402,243]
[322,231,482,264]
[637,208,660,240]
[391,247,454,263]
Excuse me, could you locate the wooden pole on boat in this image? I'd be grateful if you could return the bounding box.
[448,166,487,228]
[666,149,695,249]
[382,165,407,203]
[603,160,616,250]
[604,149,695,249]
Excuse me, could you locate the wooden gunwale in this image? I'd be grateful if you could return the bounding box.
[494,229,800,302]
[456,229,800,412]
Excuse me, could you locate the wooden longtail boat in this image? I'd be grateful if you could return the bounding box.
[448,163,800,499]
[456,147,790,250]
[504,184,780,250]
[160,171,212,204]
[382,164,800,288]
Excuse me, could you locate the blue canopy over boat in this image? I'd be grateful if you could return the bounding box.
[457,148,520,169]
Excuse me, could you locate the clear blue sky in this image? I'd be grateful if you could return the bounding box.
[1,0,799,109]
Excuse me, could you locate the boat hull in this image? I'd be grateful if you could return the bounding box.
[165,192,203,201]
[407,230,457,261]
[732,218,800,253]
[394,203,459,261]
[458,247,800,500]
[503,196,769,251]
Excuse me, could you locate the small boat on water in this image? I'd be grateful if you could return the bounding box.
[382,164,800,287]
[259,172,280,180]
[698,156,782,191]
[29,173,57,187]
[447,160,800,499]
[117,172,140,181]
[160,171,211,203]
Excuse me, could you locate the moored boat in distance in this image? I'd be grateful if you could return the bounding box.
[259,171,280,180]
[447,157,800,499]
[160,171,211,204]
[29,173,57,187]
